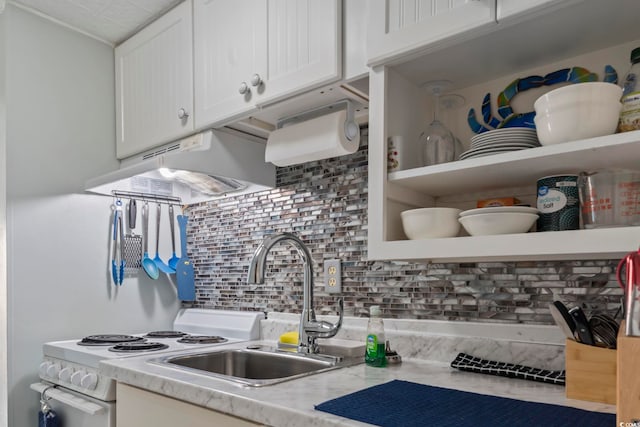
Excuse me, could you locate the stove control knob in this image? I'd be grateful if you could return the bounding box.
[39,362,52,377]
[71,369,86,386]
[46,363,61,378]
[59,366,74,382]
[80,373,98,390]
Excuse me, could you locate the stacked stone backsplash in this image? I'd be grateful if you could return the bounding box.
[185,131,623,324]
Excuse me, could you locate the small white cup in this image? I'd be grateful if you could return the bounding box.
[387,136,405,172]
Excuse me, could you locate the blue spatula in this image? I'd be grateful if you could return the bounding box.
[153,203,175,274]
[176,215,195,301]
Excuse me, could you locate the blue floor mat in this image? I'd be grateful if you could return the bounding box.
[315,380,614,427]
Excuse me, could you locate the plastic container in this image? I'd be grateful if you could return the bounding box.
[578,169,640,228]
[365,306,387,367]
[536,175,579,231]
[618,47,640,133]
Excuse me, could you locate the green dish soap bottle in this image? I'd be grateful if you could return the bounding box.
[365,306,387,367]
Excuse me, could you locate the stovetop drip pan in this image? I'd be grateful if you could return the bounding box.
[108,342,170,353]
[78,335,146,346]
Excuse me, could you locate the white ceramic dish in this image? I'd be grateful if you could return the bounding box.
[458,212,538,236]
[459,206,539,218]
[470,138,539,149]
[459,147,534,160]
[401,207,462,239]
[461,143,539,156]
[470,127,538,143]
[533,82,622,145]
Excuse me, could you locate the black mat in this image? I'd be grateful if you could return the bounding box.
[315,380,614,427]
[450,353,566,385]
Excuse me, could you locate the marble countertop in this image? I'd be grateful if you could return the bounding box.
[100,339,615,427]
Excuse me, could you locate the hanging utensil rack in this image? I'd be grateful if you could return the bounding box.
[112,190,182,206]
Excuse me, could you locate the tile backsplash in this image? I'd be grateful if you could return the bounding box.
[185,131,623,325]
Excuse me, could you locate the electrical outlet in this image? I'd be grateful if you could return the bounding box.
[324,259,341,293]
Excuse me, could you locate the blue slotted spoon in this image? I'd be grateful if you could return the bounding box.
[167,205,180,270]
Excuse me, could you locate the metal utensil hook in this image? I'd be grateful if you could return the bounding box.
[40,385,56,413]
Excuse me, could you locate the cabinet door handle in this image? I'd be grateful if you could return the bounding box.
[238,82,250,95]
[250,73,262,87]
[177,108,189,120]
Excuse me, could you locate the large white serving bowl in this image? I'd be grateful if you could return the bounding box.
[533,82,622,145]
[458,212,538,236]
[401,207,462,239]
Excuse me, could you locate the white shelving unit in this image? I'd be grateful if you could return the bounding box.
[367,0,640,263]
[379,132,640,263]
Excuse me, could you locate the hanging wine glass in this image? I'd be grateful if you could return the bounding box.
[419,80,464,167]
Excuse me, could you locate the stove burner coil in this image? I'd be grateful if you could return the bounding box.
[144,331,188,339]
[177,335,228,344]
[78,335,146,346]
[108,342,169,353]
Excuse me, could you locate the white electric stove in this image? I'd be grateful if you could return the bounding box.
[32,309,264,427]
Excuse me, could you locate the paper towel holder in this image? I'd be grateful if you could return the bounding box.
[276,99,360,142]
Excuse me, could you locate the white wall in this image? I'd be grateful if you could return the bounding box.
[4,6,181,427]
[0,9,7,427]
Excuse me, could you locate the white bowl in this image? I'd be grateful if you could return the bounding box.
[533,82,622,145]
[459,206,538,218]
[401,207,462,239]
[458,212,538,236]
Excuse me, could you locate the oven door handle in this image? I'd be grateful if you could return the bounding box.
[30,382,106,415]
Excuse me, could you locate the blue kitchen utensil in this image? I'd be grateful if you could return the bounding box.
[111,199,125,285]
[153,203,175,274]
[176,215,195,301]
[111,203,119,285]
[141,202,159,280]
[167,204,180,270]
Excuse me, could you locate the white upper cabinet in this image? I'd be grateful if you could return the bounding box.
[193,0,267,128]
[367,0,496,67]
[194,0,342,128]
[262,0,341,104]
[115,0,194,159]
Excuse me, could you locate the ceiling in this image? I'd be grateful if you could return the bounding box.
[10,0,182,45]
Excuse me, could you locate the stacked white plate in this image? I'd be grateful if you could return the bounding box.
[460,128,540,160]
[458,206,539,236]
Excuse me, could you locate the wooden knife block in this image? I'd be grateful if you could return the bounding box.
[617,321,640,424]
[565,339,617,404]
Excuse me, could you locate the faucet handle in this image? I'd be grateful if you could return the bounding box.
[305,298,343,338]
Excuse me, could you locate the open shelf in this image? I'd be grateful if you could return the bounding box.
[388,130,640,197]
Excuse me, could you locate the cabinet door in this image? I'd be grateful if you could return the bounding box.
[115,0,194,159]
[367,0,496,66]
[117,383,259,427]
[258,0,342,106]
[193,0,267,128]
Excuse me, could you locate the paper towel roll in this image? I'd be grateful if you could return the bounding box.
[265,110,360,166]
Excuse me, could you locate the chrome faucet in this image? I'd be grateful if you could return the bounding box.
[247,232,343,354]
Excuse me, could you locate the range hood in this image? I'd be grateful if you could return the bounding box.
[85,129,276,205]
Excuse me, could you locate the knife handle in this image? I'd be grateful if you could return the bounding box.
[569,307,595,346]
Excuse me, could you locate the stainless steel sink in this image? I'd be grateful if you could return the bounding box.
[152,346,361,387]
